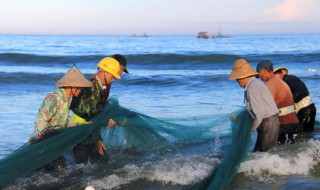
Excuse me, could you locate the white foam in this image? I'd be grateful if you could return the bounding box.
[90,155,220,189]
[148,155,219,185]
[239,139,320,182]
[308,68,317,72]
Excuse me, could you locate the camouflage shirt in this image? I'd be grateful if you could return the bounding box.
[35,88,70,133]
[70,77,110,121]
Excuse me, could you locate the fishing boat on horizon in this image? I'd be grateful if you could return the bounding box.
[197,28,232,39]
[131,32,150,38]
[214,28,232,38]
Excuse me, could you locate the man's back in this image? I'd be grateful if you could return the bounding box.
[265,76,298,125]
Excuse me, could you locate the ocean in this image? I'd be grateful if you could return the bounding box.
[0,34,319,189]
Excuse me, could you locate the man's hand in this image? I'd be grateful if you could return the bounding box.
[97,140,107,156]
[107,119,117,127]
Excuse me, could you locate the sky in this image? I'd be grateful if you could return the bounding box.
[0,0,320,35]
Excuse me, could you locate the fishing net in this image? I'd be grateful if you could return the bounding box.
[0,98,119,187]
[0,97,252,189]
[101,109,227,152]
[189,108,253,190]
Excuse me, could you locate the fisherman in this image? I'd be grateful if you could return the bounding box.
[229,59,279,151]
[33,66,92,170]
[256,60,299,144]
[274,67,317,132]
[70,55,128,163]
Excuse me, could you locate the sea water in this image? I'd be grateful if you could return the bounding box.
[0,34,319,189]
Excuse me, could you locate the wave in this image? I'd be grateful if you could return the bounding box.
[0,53,98,66]
[0,71,232,87]
[1,52,320,70]
[239,139,320,182]
[1,70,319,87]
[90,155,220,190]
[1,52,319,86]
[0,72,85,86]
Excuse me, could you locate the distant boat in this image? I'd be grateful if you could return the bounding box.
[197,29,232,39]
[131,33,150,38]
[214,28,232,38]
[197,32,214,39]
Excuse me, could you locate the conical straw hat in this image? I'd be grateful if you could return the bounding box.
[56,66,92,87]
[273,66,288,75]
[229,59,258,80]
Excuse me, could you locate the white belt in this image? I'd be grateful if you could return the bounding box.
[279,105,295,116]
[295,95,313,113]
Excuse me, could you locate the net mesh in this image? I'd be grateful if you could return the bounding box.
[189,109,252,190]
[0,97,252,189]
[0,98,119,187]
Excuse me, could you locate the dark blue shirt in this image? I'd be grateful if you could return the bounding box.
[283,75,309,103]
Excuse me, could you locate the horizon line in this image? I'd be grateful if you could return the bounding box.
[0,32,320,36]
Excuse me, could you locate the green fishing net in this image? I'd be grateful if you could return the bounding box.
[0,97,252,189]
[0,98,118,187]
[189,108,253,190]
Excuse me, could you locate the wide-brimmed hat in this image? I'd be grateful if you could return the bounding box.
[97,57,121,79]
[229,59,258,80]
[56,66,92,87]
[273,66,288,75]
[112,54,129,73]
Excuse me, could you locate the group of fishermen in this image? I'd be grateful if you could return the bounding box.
[229,59,316,152]
[32,56,316,170]
[33,54,129,169]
